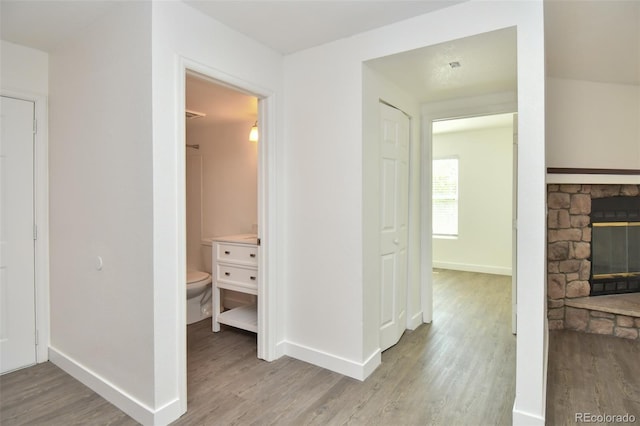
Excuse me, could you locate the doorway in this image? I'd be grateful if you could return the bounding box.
[430,113,517,331]
[184,73,259,326]
[364,27,517,346]
[179,64,273,412]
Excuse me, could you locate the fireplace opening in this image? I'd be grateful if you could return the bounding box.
[590,196,640,296]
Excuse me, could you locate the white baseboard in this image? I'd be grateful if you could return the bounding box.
[275,340,287,359]
[282,341,381,381]
[433,261,511,276]
[361,349,381,380]
[49,346,182,425]
[407,311,423,330]
[512,405,545,426]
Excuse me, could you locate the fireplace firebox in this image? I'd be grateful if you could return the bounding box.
[590,196,640,296]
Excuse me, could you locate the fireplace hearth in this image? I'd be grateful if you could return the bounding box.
[590,196,640,296]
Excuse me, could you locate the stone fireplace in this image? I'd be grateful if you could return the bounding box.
[547,183,640,340]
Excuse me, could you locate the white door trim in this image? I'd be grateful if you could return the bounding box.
[421,91,517,323]
[512,112,519,335]
[1,89,50,364]
[176,57,277,412]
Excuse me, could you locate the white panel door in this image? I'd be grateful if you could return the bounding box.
[0,96,37,374]
[379,102,410,351]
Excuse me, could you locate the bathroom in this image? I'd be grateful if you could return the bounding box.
[185,72,259,326]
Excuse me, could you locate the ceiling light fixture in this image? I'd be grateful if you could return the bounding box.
[449,61,461,69]
[249,121,259,142]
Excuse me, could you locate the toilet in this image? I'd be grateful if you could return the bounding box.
[186,270,212,325]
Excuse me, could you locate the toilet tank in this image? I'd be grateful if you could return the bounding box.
[201,239,213,273]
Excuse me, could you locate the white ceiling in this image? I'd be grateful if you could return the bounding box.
[0,0,465,54]
[1,0,119,52]
[183,1,466,55]
[186,73,258,127]
[366,27,517,103]
[1,0,638,103]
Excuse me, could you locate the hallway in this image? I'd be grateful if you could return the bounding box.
[1,270,516,425]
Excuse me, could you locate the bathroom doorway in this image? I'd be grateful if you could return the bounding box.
[184,71,260,327]
[177,60,276,414]
[182,66,273,367]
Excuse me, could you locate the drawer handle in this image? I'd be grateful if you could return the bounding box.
[250,253,256,258]
[224,250,231,255]
[225,272,231,276]
[250,276,256,281]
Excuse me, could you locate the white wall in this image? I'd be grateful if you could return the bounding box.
[284,1,546,424]
[185,120,258,308]
[37,1,283,422]
[151,1,283,422]
[1,40,48,94]
[48,0,156,418]
[186,118,258,284]
[433,125,513,275]
[546,77,640,170]
[283,44,365,374]
[192,121,258,239]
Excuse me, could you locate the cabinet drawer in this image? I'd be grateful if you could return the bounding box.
[216,265,258,291]
[216,243,258,266]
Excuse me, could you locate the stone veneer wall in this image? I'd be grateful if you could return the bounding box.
[547,184,640,340]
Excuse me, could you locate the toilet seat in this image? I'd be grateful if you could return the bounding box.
[187,270,211,285]
[186,270,212,324]
[187,270,211,298]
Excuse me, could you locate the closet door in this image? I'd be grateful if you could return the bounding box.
[379,102,409,351]
[0,95,37,374]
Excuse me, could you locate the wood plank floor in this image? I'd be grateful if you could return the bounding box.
[0,360,135,425]
[545,329,640,425]
[2,270,517,425]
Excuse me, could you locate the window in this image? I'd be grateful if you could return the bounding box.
[432,157,459,237]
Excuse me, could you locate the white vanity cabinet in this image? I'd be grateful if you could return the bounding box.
[211,235,258,333]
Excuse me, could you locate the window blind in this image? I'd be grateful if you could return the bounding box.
[433,158,459,236]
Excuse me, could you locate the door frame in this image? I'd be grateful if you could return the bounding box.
[1,90,50,365]
[512,113,518,334]
[176,58,277,411]
[421,92,517,323]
